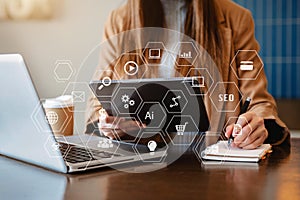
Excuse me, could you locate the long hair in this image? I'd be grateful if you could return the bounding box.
[124,0,224,68]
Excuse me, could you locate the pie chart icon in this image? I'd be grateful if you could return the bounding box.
[124,61,139,76]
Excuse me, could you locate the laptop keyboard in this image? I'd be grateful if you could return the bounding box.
[58,142,121,164]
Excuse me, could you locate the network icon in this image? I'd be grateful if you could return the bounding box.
[170,95,181,108]
[97,138,113,149]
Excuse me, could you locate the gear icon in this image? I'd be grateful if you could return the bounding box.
[121,94,130,103]
[129,100,135,106]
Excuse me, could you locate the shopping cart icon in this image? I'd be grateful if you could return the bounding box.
[175,122,188,135]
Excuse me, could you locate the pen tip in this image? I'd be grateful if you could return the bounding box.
[246,97,252,101]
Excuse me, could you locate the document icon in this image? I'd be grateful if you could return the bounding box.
[72,91,85,103]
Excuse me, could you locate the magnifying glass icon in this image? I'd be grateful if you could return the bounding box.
[98,76,111,90]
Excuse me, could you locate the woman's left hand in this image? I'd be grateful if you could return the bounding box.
[225,112,268,149]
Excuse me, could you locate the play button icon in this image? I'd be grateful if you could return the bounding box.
[124,61,139,76]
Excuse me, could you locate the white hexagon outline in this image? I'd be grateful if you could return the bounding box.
[137,101,167,129]
[43,135,70,159]
[183,67,215,96]
[112,87,143,115]
[61,81,91,113]
[172,41,200,67]
[142,41,168,66]
[54,60,74,82]
[165,115,199,146]
[192,133,232,165]
[31,99,73,134]
[113,116,142,143]
[85,134,121,160]
[90,69,120,98]
[230,50,264,81]
[223,116,253,145]
[133,132,168,163]
[162,90,188,114]
[114,53,148,80]
[209,82,243,113]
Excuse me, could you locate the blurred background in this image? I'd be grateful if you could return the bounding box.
[0,0,299,134]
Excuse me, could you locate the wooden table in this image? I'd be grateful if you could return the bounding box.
[1,139,299,200]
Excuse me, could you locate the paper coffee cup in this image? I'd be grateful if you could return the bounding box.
[43,95,74,136]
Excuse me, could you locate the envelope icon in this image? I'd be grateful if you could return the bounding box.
[72,91,85,103]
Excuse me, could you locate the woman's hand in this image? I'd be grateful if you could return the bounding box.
[225,112,268,149]
[99,115,146,140]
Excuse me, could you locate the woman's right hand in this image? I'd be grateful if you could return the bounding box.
[99,115,146,140]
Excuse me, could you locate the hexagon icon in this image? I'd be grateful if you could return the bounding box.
[114,53,148,80]
[134,132,168,163]
[230,50,264,80]
[193,132,230,165]
[172,42,199,67]
[209,82,243,113]
[86,136,121,160]
[223,116,253,142]
[62,82,91,113]
[142,42,167,65]
[137,102,167,129]
[165,115,199,145]
[54,60,74,82]
[91,69,120,98]
[112,87,143,115]
[85,101,119,134]
[183,68,214,96]
[44,135,70,158]
[31,99,73,135]
[162,90,188,113]
[113,117,142,143]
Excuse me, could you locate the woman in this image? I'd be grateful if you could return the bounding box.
[86,0,290,149]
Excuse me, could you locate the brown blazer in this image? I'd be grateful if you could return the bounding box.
[86,0,289,145]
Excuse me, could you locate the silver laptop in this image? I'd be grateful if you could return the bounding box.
[0,54,165,173]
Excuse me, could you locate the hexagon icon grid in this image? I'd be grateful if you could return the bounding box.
[230,50,264,80]
[209,82,243,113]
[137,102,167,129]
[142,42,167,65]
[54,60,74,82]
[184,68,214,96]
[162,90,188,113]
[114,53,148,80]
[134,132,168,163]
[112,87,143,115]
[172,42,200,67]
[165,115,199,146]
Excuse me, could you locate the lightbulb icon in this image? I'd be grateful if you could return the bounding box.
[147,140,157,155]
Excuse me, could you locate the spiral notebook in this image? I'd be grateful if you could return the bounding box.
[201,141,272,162]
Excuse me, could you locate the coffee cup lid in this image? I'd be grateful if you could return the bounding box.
[43,95,73,108]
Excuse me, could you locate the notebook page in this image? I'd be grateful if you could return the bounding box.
[204,141,272,158]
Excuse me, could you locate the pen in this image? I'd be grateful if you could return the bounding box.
[228,97,251,146]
